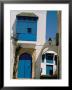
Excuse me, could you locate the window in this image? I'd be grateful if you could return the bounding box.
[42,54,45,62]
[27,28,32,34]
[46,53,54,63]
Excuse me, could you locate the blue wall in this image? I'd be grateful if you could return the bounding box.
[16,18,37,41]
[46,11,58,41]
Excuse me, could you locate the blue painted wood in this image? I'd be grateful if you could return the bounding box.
[17,53,32,78]
[16,18,37,41]
[17,60,25,78]
[46,65,53,75]
[24,60,32,78]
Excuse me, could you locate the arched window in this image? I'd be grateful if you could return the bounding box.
[41,50,58,77]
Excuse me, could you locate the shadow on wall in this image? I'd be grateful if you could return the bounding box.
[35,51,42,79]
[11,19,17,79]
[12,19,16,41]
[35,53,41,79]
[35,44,46,79]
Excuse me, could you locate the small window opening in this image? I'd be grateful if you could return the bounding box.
[27,28,32,34]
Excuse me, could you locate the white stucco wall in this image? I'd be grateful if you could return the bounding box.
[10,10,47,78]
[10,40,14,79]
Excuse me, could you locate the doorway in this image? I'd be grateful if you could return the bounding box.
[17,53,32,78]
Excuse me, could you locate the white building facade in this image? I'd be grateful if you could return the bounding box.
[10,11,61,79]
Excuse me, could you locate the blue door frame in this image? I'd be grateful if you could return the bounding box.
[17,53,32,78]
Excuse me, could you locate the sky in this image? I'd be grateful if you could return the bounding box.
[46,11,58,41]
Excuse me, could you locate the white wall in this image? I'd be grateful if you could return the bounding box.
[10,40,14,78]
[10,10,47,78]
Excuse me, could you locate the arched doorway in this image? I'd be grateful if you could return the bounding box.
[17,53,32,78]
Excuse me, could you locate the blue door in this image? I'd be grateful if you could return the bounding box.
[17,53,32,78]
[46,65,53,76]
